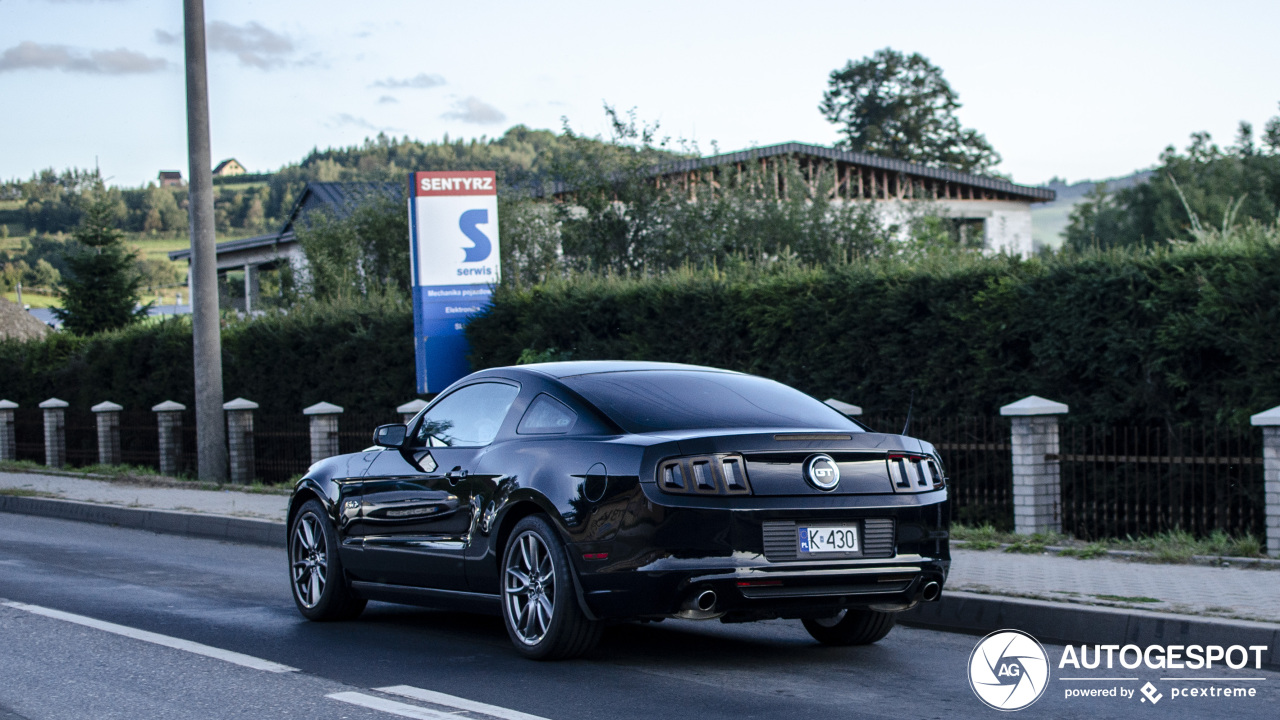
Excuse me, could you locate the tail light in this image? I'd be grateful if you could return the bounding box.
[887,453,945,493]
[658,454,753,496]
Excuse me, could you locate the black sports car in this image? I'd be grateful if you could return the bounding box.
[288,361,950,659]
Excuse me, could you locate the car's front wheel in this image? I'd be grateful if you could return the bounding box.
[802,608,895,646]
[289,499,366,621]
[501,515,601,660]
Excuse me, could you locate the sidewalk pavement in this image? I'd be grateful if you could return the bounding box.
[0,471,287,522]
[0,470,288,546]
[951,547,1280,624]
[2,469,1278,662]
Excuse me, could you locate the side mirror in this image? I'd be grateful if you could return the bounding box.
[373,423,407,449]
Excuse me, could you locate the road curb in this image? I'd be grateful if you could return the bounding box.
[899,590,1280,668]
[0,494,286,547]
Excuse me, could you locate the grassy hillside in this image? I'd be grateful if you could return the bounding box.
[1031,170,1153,248]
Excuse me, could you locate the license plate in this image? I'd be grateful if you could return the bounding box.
[799,525,860,554]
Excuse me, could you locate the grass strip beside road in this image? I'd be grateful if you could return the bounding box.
[953,523,1270,563]
[0,459,292,495]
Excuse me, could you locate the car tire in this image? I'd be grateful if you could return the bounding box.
[501,515,601,660]
[801,609,896,646]
[289,499,367,621]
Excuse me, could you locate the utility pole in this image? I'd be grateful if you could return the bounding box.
[183,0,227,482]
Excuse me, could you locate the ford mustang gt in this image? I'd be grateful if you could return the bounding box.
[288,361,950,659]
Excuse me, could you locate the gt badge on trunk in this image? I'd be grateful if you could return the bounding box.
[803,454,840,491]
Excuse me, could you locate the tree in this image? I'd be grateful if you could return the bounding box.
[53,193,150,334]
[1264,102,1280,154]
[1064,118,1280,249]
[293,190,410,302]
[820,48,1001,174]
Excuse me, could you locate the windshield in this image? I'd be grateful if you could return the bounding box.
[562,371,862,434]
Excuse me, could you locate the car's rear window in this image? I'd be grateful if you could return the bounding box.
[562,371,862,433]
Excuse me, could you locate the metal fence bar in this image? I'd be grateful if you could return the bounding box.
[252,413,310,485]
[1059,421,1263,540]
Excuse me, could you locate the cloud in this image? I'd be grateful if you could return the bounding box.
[441,96,506,124]
[371,73,445,89]
[332,113,378,130]
[377,95,398,105]
[156,21,294,69]
[329,113,401,134]
[0,41,167,74]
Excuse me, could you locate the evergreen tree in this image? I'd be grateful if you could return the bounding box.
[54,193,150,335]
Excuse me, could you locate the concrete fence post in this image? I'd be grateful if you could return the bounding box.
[91,401,123,466]
[1251,405,1280,557]
[0,400,17,461]
[303,402,344,465]
[397,399,428,425]
[1000,395,1069,536]
[223,398,259,485]
[152,400,186,476]
[39,398,68,468]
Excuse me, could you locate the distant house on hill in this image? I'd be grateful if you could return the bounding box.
[548,142,1055,256]
[169,181,400,313]
[158,170,184,188]
[213,158,247,177]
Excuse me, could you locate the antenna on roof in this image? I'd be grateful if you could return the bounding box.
[901,390,914,436]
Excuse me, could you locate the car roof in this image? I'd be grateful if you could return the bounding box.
[509,360,743,379]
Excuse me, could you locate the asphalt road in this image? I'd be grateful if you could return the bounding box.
[0,513,1274,720]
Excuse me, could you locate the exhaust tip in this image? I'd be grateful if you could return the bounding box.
[921,581,941,602]
[695,589,717,612]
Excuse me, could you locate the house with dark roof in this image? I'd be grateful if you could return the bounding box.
[554,142,1054,256]
[169,181,402,312]
[158,170,184,187]
[212,158,247,177]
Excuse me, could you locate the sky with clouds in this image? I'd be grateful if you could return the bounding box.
[2,0,1278,188]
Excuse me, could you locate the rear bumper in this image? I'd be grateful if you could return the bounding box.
[577,554,949,620]
[568,487,950,620]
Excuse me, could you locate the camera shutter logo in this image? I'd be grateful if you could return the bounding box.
[803,454,840,491]
[968,629,1050,711]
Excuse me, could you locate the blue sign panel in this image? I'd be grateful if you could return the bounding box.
[408,171,500,393]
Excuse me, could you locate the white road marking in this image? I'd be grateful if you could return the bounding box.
[379,685,551,720]
[2,600,298,673]
[327,692,459,719]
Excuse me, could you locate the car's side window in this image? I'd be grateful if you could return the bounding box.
[516,394,578,435]
[414,382,520,447]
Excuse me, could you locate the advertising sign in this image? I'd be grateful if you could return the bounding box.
[408,170,500,393]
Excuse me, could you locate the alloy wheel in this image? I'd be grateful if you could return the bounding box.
[291,513,328,608]
[504,531,556,645]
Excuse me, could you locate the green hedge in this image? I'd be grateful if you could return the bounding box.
[0,299,416,416]
[467,241,1280,427]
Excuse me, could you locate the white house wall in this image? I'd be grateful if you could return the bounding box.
[848,199,1036,257]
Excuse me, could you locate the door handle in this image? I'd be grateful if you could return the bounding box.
[446,467,468,484]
